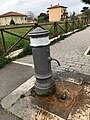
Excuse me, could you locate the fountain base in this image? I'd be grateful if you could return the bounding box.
[30,80,82,119]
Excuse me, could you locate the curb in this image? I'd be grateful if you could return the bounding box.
[1,76,35,109]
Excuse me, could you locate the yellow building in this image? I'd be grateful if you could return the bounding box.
[0,11,27,25]
[47,4,68,22]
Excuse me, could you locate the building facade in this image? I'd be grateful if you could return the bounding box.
[47,4,67,22]
[0,11,27,25]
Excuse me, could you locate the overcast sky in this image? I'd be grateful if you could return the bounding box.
[0,0,90,16]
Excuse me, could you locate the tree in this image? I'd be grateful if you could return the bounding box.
[82,0,90,4]
[69,11,77,20]
[38,13,49,23]
[10,19,15,25]
[83,9,90,17]
[81,6,89,12]
[27,11,35,20]
[81,7,90,18]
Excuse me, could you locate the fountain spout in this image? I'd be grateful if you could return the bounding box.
[48,57,60,66]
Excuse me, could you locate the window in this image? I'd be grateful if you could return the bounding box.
[61,10,63,13]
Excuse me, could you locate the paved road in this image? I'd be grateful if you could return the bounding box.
[0,105,22,120]
[0,63,34,120]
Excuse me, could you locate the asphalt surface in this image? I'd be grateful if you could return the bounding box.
[0,62,34,120]
[0,105,22,120]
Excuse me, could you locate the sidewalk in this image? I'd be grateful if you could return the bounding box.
[51,26,90,75]
[0,26,90,120]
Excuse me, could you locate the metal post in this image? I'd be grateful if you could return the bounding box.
[72,19,75,32]
[1,30,6,54]
[28,27,55,96]
[65,17,68,33]
[78,19,80,29]
[86,18,88,26]
[54,22,58,37]
[0,37,3,55]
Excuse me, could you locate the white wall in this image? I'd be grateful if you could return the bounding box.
[0,16,26,25]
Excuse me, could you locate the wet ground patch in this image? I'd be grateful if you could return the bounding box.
[30,81,83,119]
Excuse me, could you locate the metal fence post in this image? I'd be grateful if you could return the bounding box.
[65,18,68,33]
[54,22,58,37]
[86,18,88,26]
[84,18,86,26]
[1,30,6,54]
[72,18,75,32]
[34,22,39,29]
[82,19,84,26]
[0,37,3,55]
[78,19,80,29]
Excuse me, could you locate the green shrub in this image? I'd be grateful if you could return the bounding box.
[0,45,32,69]
[15,45,32,59]
[0,50,3,56]
[50,35,68,45]
[10,19,15,25]
[50,37,60,45]
[0,55,12,69]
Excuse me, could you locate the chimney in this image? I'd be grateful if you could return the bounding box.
[58,3,59,6]
[51,4,52,7]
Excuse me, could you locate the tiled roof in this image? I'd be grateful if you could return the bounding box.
[48,5,67,9]
[0,11,26,17]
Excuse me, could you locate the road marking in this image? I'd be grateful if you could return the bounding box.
[84,46,90,56]
[13,61,34,68]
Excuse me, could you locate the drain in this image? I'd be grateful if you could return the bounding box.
[56,90,71,101]
[60,92,67,100]
[20,94,25,98]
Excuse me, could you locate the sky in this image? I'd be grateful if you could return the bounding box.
[0,0,90,16]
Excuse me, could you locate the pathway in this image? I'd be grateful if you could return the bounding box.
[51,26,90,75]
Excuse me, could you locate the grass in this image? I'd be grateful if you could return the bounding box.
[0,23,34,29]
[0,55,12,69]
[0,28,30,51]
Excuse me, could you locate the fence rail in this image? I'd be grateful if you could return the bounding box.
[0,18,89,55]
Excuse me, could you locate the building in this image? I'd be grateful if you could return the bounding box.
[0,11,27,25]
[47,4,68,22]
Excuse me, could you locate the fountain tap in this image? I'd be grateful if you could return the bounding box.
[48,57,60,66]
